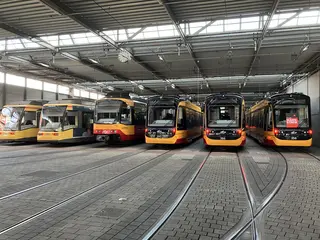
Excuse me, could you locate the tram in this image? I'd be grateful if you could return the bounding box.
[145,96,202,144]
[0,100,48,142]
[203,93,246,147]
[93,98,147,144]
[246,93,312,147]
[37,99,95,143]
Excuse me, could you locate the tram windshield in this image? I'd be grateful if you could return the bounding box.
[274,104,309,128]
[207,105,240,128]
[41,106,80,131]
[95,100,131,125]
[1,107,24,130]
[148,107,176,127]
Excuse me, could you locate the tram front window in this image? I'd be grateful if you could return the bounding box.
[96,101,132,125]
[40,106,66,131]
[274,105,309,128]
[148,107,176,127]
[207,105,240,128]
[1,107,24,130]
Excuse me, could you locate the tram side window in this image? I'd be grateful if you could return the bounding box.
[258,109,263,129]
[134,104,146,125]
[64,111,78,130]
[21,111,37,130]
[177,107,186,130]
[120,106,132,125]
[36,110,41,127]
[82,112,93,130]
[266,106,273,130]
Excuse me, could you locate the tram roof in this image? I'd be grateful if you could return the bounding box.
[44,98,95,106]
[4,100,48,107]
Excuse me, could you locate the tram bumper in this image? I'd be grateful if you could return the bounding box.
[266,137,312,147]
[203,134,246,147]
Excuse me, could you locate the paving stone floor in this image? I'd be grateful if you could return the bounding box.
[0,139,319,240]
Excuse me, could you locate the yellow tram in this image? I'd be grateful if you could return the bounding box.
[37,99,95,143]
[94,98,147,144]
[145,96,202,144]
[0,100,48,142]
[203,93,246,147]
[246,93,312,147]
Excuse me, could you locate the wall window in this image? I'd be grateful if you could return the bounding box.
[43,82,57,92]
[58,85,69,95]
[97,94,105,99]
[81,90,89,98]
[90,92,97,100]
[6,74,25,87]
[27,78,42,90]
[74,89,80,97]
[0,72,4,83]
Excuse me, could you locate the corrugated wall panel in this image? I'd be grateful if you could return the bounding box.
[293,79,308,95]
[58,94,69,100]
[0,84,4,107]
[6,85,24,104]
[43,91,56,101]
[26,88,42,100]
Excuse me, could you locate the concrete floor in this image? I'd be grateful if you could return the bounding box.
[0,138,319,240]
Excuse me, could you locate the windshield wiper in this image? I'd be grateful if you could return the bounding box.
[298,118,307,128]
[225,120,236,128]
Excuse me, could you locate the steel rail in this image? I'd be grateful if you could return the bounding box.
[142,149,212,240]
[0,149,172,236]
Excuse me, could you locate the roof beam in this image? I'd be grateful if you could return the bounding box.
[5,56,94,83]
[39,0,165,80]
[0,21,129,82]
[245,0,280,78]
[158,0,205,79]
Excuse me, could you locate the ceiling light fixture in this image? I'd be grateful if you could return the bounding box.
[158,55,164,61]
[107,86,114,91]
[301,43,310,52]
[206,82,209,88]
[38,62,50,68]
[61,52,80,61]
[171,83,175,89]
[89,58,99,64]
[138,85,144,90]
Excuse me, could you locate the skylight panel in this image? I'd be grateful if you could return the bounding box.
[21,39,40,48]
[269,14,280,28]
[241,16,259,30]
[206,20,224,34]
[40,36,58,46]
[298,11,319,25]
[7,39,24,50]
[225,18,240,31]
[0,40,5,51]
